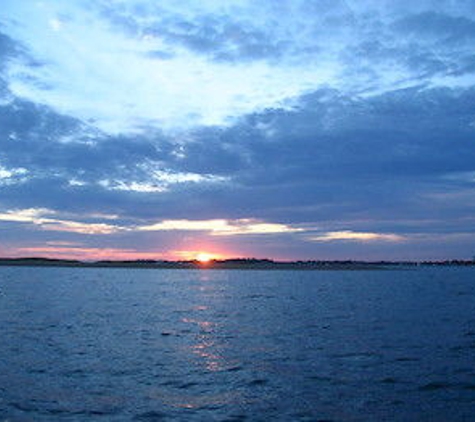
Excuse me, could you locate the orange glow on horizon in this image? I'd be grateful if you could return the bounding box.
[7,245,235,262]
[11,246,168,261]
[172,248,230,262]
[195,252,215,263]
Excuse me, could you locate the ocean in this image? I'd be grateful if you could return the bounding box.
[1,266,474,421]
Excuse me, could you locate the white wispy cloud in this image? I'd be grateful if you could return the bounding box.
[0,164,28,185]
[137,218,302,235]
[0,208,123,234]
[98,168,227,193]
[0,208,50,223]
[98,180,167,193]
[309,230,405,242]
[40,220,120,235]
[0,208,301,237]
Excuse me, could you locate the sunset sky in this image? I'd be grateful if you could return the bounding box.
[1,0,475,261]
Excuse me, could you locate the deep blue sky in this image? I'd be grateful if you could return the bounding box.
[1,0,475,261]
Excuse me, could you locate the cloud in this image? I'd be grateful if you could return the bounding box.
[0,208,49,223]
[1,84,475,231]
[13,246,166,261]
[137,218,303,236]
[393,12,475,42]
[0,1,340,133]
[98,168,228,193]
[48,18,64,32]
[0,163,28,185]
[309,231,405,243]
[0,31,23,70]
[5,1,474,134]
[0,207,123,234]
[98,180,166,193]
[0,206,302,238]
[0,165,27,178]
[40,220,121,235]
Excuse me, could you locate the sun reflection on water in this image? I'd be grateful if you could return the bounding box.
[179,274,237,374]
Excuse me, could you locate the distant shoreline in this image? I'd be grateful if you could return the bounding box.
[0,257,473,271]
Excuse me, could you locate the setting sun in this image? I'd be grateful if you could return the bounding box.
[195,253,214,263]
[172,249,229,262]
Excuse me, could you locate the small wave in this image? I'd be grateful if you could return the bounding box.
[450,343,475,352]
[306,375,333,382]
[9,401,39,413]
[177,382,199,390]
[418,381,451,392]
[133,410,168,420]
[27,368,46,374]
[9,401,122,417]
[243,294,274,299]
[226,365,243,373]
[380,377,399,384]
[248,379,268,386]
[221,414,248,421]
[332,351,380,362]
[394,357,420,362]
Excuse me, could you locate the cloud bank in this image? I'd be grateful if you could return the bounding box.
[1,1,475,260]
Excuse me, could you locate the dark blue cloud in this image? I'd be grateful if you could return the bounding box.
[394,12,475,42]
[157,18,287,62]
[0,30,21,94]
[0,30,21,64]
[108,10,288,62]
[2,83,474,236]
[153,86,475,235]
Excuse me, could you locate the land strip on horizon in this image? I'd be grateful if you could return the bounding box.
[0,257,474,270]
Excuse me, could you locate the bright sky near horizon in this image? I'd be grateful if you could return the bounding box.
[1,0,475,261]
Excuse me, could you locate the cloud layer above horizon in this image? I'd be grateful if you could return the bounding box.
[1,0,475,260]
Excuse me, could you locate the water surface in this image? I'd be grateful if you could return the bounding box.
[1,266,475,421]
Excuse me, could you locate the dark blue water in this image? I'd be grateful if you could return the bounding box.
[1,266,475,421]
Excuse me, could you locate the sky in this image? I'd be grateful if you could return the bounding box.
[0,0,475,261]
